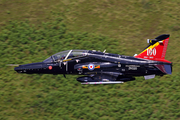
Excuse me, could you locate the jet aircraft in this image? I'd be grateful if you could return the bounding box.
[14,34,172,84]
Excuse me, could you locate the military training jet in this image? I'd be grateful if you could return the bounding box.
[14,34,172,84]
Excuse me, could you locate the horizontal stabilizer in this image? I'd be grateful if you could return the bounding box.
[155,64,172,74]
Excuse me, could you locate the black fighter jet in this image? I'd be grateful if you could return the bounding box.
[14,34,172,84]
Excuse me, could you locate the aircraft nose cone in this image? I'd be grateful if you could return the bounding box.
[14,62,44,73]
[14,65,25,73]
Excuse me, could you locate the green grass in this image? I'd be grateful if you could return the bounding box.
[1,0,180,119]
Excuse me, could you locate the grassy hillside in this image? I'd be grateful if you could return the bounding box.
[1,0,180,119]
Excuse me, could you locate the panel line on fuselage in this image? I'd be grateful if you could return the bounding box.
[88,53,158,64]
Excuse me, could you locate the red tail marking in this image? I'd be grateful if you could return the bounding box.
[161,37,169,59]
[135,37,171,63]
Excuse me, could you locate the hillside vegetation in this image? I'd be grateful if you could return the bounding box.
[1,0,180,120]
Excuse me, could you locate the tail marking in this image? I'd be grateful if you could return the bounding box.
[135,34,171,63]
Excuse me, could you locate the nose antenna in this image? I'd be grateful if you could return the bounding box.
[6,64,19,66]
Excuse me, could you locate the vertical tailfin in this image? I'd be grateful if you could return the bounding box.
[135,34,171,63]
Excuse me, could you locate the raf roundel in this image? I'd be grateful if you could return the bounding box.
[48,66,52,70]
[88,64,95,71]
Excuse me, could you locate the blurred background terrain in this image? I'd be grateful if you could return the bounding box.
[1,0,180,119]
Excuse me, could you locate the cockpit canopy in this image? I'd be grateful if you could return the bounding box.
[43,50,88,63]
